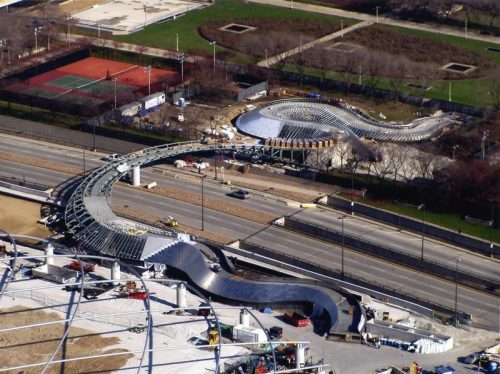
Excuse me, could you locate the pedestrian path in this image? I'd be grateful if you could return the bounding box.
[257,20,373,67]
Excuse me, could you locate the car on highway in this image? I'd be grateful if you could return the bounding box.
[229,189,250,199]
[103,153,120,162]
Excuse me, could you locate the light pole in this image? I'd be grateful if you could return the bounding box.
[112,77,117,109]
[177,53,185,83]
[291,0,294,9]
[34,26,42,62]
[350,168,354,215]
[201,175,206,231]
[144,65,151,95]
[481,130,489,160]
[83,148,86,176]
[209,41,216,80]
[376,6,380,24]
[176,33,179,51]
[419,203,425,262]
[454,258,462,326]
[0,38,6,71]
[448,81,452,102]
[490,198,495,258]
[66,15,71,47]
[143,3,148,28]
[337,215,349,279]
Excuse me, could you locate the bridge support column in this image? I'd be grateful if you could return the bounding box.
[176,282,187,309]
[44,243,54,265]
[111,261,120,286]
[296,343,306,369]
[240,309,250,326]
[132,166,140,187]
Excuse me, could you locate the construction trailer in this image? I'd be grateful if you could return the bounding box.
[118,102,142,117]
[141,92,166,110]
[232,324,267,343]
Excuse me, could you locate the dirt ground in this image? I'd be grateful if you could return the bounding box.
[0,306,132,373]
[0,195,52,238]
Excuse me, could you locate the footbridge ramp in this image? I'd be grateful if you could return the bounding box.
[64,141,364,335]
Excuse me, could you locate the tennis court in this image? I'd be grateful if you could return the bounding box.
[5,57,179,111]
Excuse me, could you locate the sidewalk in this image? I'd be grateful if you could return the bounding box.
[257,20,373,67]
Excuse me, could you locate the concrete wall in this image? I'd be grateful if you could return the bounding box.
[327,196,499,257]
[0,180,51,198]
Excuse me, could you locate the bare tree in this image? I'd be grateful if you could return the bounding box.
[332,140,354,172]
[389,57,409,102]
[338,51,358,95]
[311,45,330,84]
[269,33,296,79]
[365,52,386,94]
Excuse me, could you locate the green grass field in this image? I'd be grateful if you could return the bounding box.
[378,201,500,243]
[115,0,356,53]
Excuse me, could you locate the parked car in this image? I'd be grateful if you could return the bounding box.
[463,353,481,364]
[229,189,250,199]
[103,153,120,162]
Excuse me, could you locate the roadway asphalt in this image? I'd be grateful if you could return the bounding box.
[0,135,496,281]
[294,210,500,283]
[0,134,498,330]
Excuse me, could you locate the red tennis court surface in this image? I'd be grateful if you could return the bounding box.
[6,57,179,108]
[58,57,178,87]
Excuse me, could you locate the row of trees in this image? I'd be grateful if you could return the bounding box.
[388,0,499,31]
[0,4,74,70]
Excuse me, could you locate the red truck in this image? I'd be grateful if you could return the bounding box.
[284,312,309,327]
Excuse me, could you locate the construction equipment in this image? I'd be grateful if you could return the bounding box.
[68,260,96,272]
[165,216,178,227]
[284,312,309,327]
[208,329,219,346]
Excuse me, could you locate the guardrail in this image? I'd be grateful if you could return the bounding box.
[0,180,52,199]
[282,216,498,295]
[326,195,499,257]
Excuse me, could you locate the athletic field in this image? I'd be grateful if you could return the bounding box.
[6,57,179,108]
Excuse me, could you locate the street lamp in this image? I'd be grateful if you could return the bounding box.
[419,203,425,262]
[337,215,349,279]
[176,33,179,51]
[66,15,72,47]
[177,53,185,83]
[481,130,490,160]
[112,77,117,109]
[490,198,495,258]
[144,65,151,95]
[201,175,206,231]
[454,258,462,326]
[34,26,42,62]
[0,38,6,71]
[209,41,216,80]
[376,6,380,24]
[350,168,354,215]
[143,3,148,28]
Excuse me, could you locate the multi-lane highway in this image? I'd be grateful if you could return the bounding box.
[0,134,498,329]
